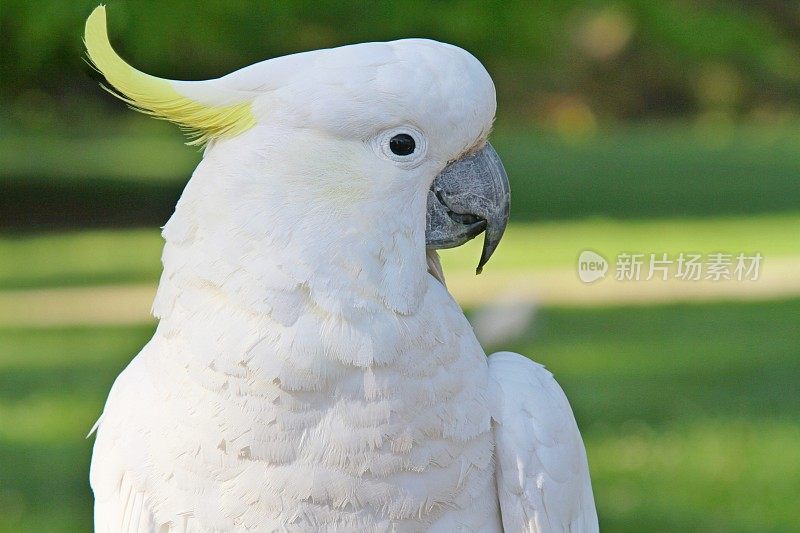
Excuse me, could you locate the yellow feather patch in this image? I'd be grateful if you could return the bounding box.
[84,5,256,146]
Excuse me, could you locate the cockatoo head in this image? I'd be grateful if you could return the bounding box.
[85,6,509,302]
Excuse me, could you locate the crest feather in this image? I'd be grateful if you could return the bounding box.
[84,5,256,146]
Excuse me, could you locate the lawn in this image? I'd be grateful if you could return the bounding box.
[492,124,800,221]
[4,122,800,229]
[0,299,798,532]
[1,213,798,290]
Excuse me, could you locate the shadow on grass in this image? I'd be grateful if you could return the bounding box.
[0,176,183,233]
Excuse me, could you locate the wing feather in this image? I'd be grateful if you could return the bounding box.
[93,470,157,533]
[489,351,598,532]
[91,351,164,533]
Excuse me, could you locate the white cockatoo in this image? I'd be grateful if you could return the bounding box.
[85,6,597,532]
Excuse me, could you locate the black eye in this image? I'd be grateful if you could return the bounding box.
[389,133,416,156]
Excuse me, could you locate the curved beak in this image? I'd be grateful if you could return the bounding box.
[425,142,510,274]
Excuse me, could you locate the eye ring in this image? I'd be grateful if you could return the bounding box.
[374,126,427,167]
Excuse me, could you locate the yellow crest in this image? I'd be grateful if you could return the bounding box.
[84,6,256,146]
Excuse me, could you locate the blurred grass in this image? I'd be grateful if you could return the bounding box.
[2,213,797,290]
[0,324,154,533]
[1,299,798,531]
[492,124,800,220]
[441,212,800,273]
[0,231,162,289]
[3,123,800,229]
[0,131,200,182]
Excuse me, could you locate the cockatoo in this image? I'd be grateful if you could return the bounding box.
[85,6,597,532]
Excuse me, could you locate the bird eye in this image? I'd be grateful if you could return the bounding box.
[374,127,426,166]
[389,134,416,156]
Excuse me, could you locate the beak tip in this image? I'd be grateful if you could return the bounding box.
[475,224,504,276]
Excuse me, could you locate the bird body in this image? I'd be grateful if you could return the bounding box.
[85,6,597,531]
[92,257,500,531]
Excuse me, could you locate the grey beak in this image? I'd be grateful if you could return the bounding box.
[425,142,510,274]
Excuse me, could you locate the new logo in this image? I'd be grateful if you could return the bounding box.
[578,250,608,283]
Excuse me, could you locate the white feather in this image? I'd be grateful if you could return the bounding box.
[489,352,598,532]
